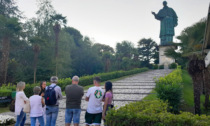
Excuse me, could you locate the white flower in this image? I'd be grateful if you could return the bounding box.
[0,115,15,124]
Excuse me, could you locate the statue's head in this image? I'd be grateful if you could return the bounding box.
[163,1,167,7]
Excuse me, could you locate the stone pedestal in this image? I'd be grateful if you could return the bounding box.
[159,46,175,69]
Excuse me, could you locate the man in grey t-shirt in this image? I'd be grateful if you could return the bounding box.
[65,76,84,126]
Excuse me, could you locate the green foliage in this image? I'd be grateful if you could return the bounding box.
[0,89,12,97]
[0,84,15,96]
[152,64,158,69]
[2,68,148,97]
[138,38,158,67]
[106,100,210,126]
[169,63,177,69]
[159,65,164,69]
[155,68,183,113]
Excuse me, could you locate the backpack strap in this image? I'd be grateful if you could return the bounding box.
[52,85,57,90]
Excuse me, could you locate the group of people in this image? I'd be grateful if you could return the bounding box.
[15,76,113,126]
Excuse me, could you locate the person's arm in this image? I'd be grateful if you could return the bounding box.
[85,88,90,101]
[22,92,29,102]
[57,87,63,100]
[41,97,45,107]
[102,96,109,120]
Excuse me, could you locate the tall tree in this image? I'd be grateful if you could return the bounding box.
[0,15,21,84]
[50,14,67,76]
[30,36,46,84]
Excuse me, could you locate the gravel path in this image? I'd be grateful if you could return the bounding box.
[1,69,172,126]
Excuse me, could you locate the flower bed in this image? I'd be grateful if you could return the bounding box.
[0,115,15,125]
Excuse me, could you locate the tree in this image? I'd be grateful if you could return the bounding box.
[0,15,21,85]
[30,36,46,84]
[167,19,206,114]
[138,38,158,67]
[50,14,67,76]
[65,27,83,46]
[115,41,135,70]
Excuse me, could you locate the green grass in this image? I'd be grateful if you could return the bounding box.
[143,90,157,101]
[0,106,9,114]
[179,70,207,114]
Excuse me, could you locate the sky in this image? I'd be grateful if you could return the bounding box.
[16,0,210,48]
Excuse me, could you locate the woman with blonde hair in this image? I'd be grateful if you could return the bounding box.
[15,81,29,126]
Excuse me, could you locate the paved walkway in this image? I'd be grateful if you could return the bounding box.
[1,69,172,126]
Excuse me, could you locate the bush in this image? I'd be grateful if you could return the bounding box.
[2,68,149,97]
[0,89,12,97]
[152,64,158,69]
[169,63,177,69]
[155,68,182,113]
[106,100,210,126]
[159,65,164,69]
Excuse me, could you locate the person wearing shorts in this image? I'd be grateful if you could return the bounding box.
[65,76,84,126]
[85,77,104,126]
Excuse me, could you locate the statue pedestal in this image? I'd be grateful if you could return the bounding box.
[159,46,175,69]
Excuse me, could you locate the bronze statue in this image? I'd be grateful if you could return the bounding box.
[152,1,178,46]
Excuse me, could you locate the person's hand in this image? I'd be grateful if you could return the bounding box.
[41,93,44,97]
[152,11,156,15]
[102,113,106,120]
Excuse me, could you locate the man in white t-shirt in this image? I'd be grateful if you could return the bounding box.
[85,77,104,126]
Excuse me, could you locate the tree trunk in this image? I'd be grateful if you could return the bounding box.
[105,58,111,72]
[192,72,202,115]
[204,68,210,109]
[188,57,205,115]
[0,36,10,85]
[53,24,60,76]
[33,52,38,84]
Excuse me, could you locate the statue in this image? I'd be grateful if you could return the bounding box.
[152,1,178,46]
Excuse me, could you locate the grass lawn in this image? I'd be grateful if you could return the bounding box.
[181,70,207,114]
[143,90,157,101]
[143,70,209,114]
[0,106,9,114]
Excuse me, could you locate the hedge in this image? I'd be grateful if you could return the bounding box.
[155,67,182,113]
[1,68,149,97]
[106,100,210,126]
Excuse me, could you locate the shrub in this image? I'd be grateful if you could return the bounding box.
[155,68,182,113]
[2,68,149,97]
[152,64,158,69]
[169,63,177,69]
[106,100,210,126]
[0,89,12,97]
[159,65,164,69]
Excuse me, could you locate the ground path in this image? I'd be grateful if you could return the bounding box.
[1,69,172,126]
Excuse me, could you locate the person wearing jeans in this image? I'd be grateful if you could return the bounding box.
[65,76,84,126]
[45,76,63,126]
[15,109,26,126]
[30,86,45,126]
[15,81,29,126]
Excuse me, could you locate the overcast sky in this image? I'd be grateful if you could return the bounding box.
[17,0,210,48]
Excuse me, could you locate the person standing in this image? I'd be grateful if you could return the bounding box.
[39,81,46,97]
[45,76,63,126]
[30,86,45,126]
[102,81,113,122]
[15,81,29,126]
[36,81,47,126]
[85,77,104,126]
[65,76,84,126]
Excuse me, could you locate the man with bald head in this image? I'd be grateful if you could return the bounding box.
[65,76,84,126]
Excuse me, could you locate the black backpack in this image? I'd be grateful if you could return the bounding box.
[45,85,57,106]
